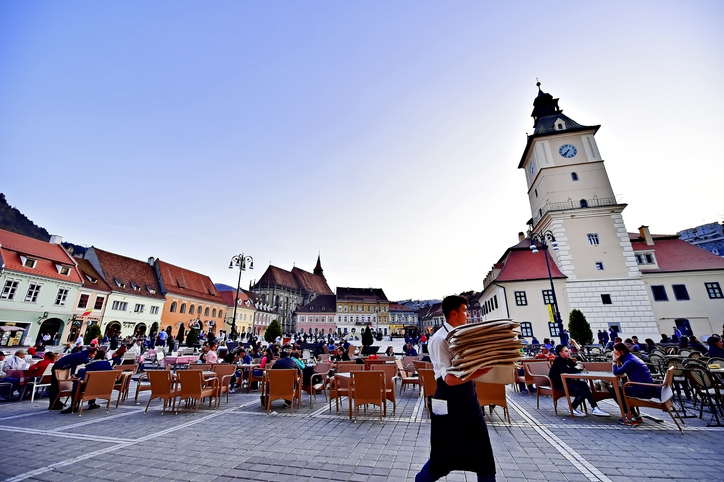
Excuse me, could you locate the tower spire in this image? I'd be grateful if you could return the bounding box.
[531,81,561,128]
[313,253,324,278]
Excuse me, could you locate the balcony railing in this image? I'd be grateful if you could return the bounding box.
[532,197,618,227]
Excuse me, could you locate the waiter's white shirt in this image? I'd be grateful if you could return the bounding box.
[428,321,454,380]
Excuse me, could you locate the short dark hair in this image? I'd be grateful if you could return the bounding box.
[613,342,630,355]
[708,335,722,346]
[442,295,467,319]
[555,344,567,355]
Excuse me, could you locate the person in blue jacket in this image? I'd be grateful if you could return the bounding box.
[48,347,97,410]
[609,342,658,426]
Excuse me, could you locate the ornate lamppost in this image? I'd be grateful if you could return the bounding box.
[529,231,566,345]
[229,253,253,341]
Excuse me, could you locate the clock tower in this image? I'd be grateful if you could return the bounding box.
[519,83,658,337]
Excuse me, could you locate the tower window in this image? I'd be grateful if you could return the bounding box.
[587,233,600,245]
[571,172,578,181]
[651,285,668,301]
[580,199,588,208]
[672,285,689,301]
[595,262,604,270]
[534,189,538,198]
[601,294,612,305]
[705,282,723,299]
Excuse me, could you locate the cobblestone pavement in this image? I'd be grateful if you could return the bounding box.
[0,377,723,482]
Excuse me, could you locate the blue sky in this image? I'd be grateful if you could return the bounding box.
[1,1,722,300]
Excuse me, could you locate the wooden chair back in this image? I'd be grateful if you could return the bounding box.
[582,362,611,372]
[176,370,218,413]
[418,368,437,419]
[77,371,119,416]
[624,367,684,432]
[338,363,364,373]
[475,382,511,424]
[402,356,418,368]
[371,363,398,413]
[525,360,566,414]
[265,369,300,415]
[350,371,385,421]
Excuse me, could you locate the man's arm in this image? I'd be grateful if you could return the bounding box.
[444,367,492,386]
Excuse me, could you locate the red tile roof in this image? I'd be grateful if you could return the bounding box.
[88,248,165,299]
[218,289,253,309]
[629,233,724,272]
[0,228,83,284]
[74,258,112,292]
[494,238,566,282]
[255,264,333,296]
[155,259,224,304]
[336,287,389,303]
[292,267,334,295]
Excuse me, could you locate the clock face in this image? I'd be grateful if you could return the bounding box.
[559,144,577,158]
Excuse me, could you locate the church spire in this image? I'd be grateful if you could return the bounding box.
[313,253,324,278]
[530,81,561,128]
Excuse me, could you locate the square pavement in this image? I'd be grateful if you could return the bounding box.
[0,378,722,481]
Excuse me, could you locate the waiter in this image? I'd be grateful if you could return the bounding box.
[416,295,496,482]
[48,347,96,410]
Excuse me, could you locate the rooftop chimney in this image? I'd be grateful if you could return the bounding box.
[148,257,156,266]
[49,235,63,245]
[638,226,654,246]
[518,232,526,242]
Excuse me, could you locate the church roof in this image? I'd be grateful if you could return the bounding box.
[254,261,333,296]
[336,287,389,303]
[493,238,566,282]
[629,233,724,273]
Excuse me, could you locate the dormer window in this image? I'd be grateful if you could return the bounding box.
[85,275,97,284]
[55,265,71,276]
[130,282,140,291]
[176,278,185,288]
[145,285,156,294]
[553,118,566,131]
[113,277,126,288]
[20,256,37,268]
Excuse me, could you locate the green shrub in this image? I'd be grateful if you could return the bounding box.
[84,324,101,345]
[177,323,185,345]
[568,309,594,346]
[185,327,198,346]
[264,320,282,343]
[362,326,374,347]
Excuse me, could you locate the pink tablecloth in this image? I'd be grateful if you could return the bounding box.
[160,355,196,367]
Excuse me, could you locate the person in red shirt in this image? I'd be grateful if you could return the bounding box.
[2,351,57,398]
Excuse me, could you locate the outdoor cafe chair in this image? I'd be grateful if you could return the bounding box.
[475,381,511,424]
[395,359,420,395]
[144,370,181,415]
[135,366,172,404]
[623,366,685,432]
[263,369,301,416]
[349,371,385,422]
[311,362,332,401]
[75,370,120,417]
[212,364,236,405]
[248,366,266,393]
[19,363,54,403]
[330,364,363,413]
[402,355,419,369]
[49,368,73,410]
[176,370,219,413]
[418,368,437,419]
[525,361,566,415]
[112,364,137,407]
[371,363,397,414]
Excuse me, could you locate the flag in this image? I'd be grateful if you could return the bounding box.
[82,308,93,317]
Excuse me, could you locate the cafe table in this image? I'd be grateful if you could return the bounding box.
[560,371,628,423]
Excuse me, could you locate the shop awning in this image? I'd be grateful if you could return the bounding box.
[0,326,26,332]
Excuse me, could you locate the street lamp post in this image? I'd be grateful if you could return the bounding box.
[229,253,253,342]
[529,231,566,345]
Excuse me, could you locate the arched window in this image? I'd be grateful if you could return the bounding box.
[219,310,223,319]
[170,301,177,313]
[204,307,210,316]
[180,303,186,314]
[571,172,578,181]
[189,305,195,315]
[580,199,588,208]
[212,308,217,317]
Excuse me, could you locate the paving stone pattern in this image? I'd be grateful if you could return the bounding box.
[0,376,722,481]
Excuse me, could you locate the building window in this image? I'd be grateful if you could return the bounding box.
[204,307,210,316]
[1,280,20,300]
[580,199,588,208]
[54,288,69,306]
[212,309,217,317]
[25,283,42,302]
[595,262,604,270]
[493,295,498,309]
[587,233,599,245]
[549,322,560,336]
[520,322,533,337]
[189,305,195,315]
[635,253,656,265]
[534,189,538,198]
[705,282,723,299]
[571,172,578,181]
[180,303,186,314]
[150,306,159,315]
[514,291,527,306]
[651,285,668,301]
[58,266,71,276]
[672,285,689,301]
[77,294,89,309]
[170,301,177,312]
[601,294,612,305]
[94,296,105,310]
[21,257,37,268]
[542,290,554,305]
[112,300,128,311]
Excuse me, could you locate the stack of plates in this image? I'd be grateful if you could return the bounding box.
[446,319,524,379]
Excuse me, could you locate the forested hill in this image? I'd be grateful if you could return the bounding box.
[0,193,51,241]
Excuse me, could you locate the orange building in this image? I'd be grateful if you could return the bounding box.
[152,258,226,340]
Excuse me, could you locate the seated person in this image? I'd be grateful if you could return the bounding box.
[678,336,689,349]
[623,338,639,352]
[264,350,300,407]
[0,352,57,397]
[205,343,219,364]
[332,346,350,362]
[689,336,708,354]
[110,345,127,366]
[531,336,540,345]
[642,338,657,354]
[659,334,670,344]
[4,350,29,371]
[706,335,724,358]
[62,350,113,414]
[606,337,622,350]
[609,342,658,426]
[404,343,418,357]
[384,346,395,357]
[535,347,555,361]
[549,345,610,417]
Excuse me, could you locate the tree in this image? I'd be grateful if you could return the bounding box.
[568,309,594,346]
[176,323,185,345]
[265,320,282,343]
[84,324,102,345]
[185,327,199,346]
[362,326,374,347]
